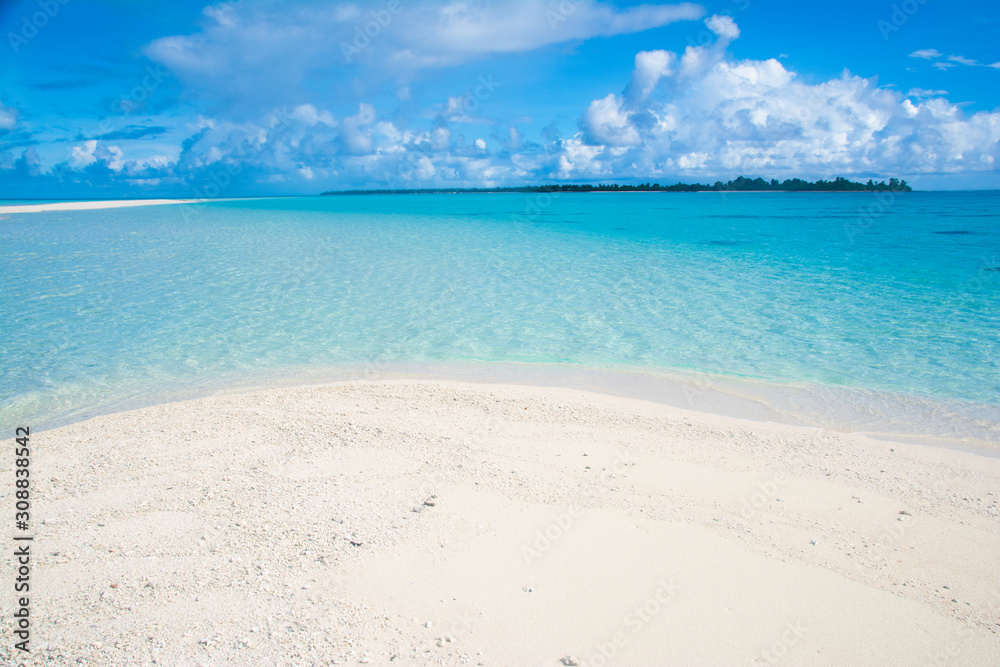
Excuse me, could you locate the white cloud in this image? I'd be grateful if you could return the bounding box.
[290,104,336,127]
[18,11,998,193]
[333,4,361,22]
[0,102,17,130]
[906,88,949,98]
[582,94,641,146]
[705,14,739,41]
[564,16,1000,179]
[624,50,676,104]
[68,141,125,170]
[338,103,377,155]
[431,127,451,151]
[414,154,435,180]
[144,1,705,104]
[69,140,99,168]
[948,55,978,66]
[405,1,703,67]
[104,146,125,171]
[910,50,994,70]
[505,126,523,151]
[202,2,241,27]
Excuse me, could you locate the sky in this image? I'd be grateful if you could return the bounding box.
[1,0,999,197]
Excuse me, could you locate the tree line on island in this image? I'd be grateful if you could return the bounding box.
[322,176,912,195]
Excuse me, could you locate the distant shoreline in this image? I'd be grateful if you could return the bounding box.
[0,199,208,214]
[322,176,913,196]
[0,197,278,214]
[321,189,910,195]
[0,183,927,215]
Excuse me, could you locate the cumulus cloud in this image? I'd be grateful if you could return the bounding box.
[289,104,336,127]
[69,141,99,169]
[581,94,641,146]
[339,103,377,155]
[624,50,676,104]
[705,13,739,41]
[68,140,125,171]
[6,10,1000,195]
[0,102,18,131]
[566,15,1000,179]
[910,49,942,60]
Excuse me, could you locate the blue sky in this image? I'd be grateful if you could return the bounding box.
[1,0,998,196]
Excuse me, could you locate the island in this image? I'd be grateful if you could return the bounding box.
[322,176,911,195]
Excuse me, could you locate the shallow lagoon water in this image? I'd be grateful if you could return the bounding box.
[1,192,998,446]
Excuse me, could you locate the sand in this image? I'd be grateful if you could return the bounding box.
[2,379,998,666]
[0,199,215,214]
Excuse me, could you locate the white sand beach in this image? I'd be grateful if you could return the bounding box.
[3,379,999,666]
[0,199,221,214]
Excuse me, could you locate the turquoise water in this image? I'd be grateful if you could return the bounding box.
[1,192,998,443]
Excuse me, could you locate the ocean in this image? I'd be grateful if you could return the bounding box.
[2,192,998,447]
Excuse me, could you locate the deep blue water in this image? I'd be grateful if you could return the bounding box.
[1,192,998,441]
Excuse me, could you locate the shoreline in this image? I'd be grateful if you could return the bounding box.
[0,197,285,214]
[6,378,999,665]
[0,198,209,214]
[12,361,1000,457]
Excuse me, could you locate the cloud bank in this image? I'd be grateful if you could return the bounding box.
[3,12,999,195]
[142,1,703,107]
